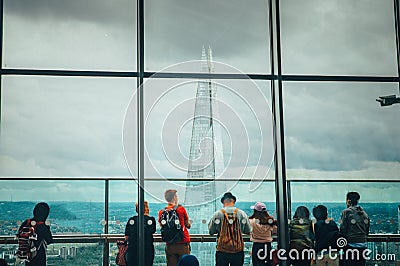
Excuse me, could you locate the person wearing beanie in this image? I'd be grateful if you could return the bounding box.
[18,202,53,266]
[124,201,156,266]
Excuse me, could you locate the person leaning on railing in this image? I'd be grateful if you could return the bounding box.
[124,201,156,266]
[249,202,277,266]
[339,192,369,266]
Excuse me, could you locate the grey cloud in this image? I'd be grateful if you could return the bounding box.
[0,76,133,177]
[280,0,396,75]
[5,0,135,26]
[284,82,400,171]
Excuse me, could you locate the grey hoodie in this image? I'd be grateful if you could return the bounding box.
[340,205,369,243]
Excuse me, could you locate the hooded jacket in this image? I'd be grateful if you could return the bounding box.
[339,205,369,244]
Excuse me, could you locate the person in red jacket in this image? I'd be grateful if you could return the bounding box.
[158,189,191,266]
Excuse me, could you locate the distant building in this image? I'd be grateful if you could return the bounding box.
[398,205,400,234]
[184,46,226,265]
[59,246,67,260]
[68,246,77,257]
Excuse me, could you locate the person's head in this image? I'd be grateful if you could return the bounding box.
[135,201,150,215]
[33,202,50,222]
[178,254,199,266]
[346,191,360,207]
[312,205,328,221]
[249,202,272,223]
[293,206,310,220]
[164,189,178,205]
[220,192,236,207]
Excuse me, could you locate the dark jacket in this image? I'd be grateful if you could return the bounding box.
[289,218,314,250]
[124,215,156,266]
[314,219,339,253]
[340,206,369,243]
[23,203,53,266]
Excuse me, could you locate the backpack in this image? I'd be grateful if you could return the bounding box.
[15,219,44,263]
[216,208,244,253]
[160,205,184,244]
[115,240,128,266]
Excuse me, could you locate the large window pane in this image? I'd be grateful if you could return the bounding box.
[3,0,136,71]
[145,0,270,73]
[281,0,397,75]
[142,78,274,182]
[290,182,400,263]
[0,180,105,235]
[290,182,398,234]
[0,243,104,265]
[283,82,400,181]
[0,76,134,177]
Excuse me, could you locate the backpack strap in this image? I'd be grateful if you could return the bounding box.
[220,208,238,220]
[220,208,229,221]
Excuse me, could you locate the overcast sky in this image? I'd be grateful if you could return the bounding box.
[0,0,399,203]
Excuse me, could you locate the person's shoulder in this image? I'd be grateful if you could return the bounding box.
[176,205,187,213]
[177,204,186,210]
[342,207,352,215]
[236,208,248,217]
[328,220,338,226]
[212,209,223,217]
[126,216,136,226]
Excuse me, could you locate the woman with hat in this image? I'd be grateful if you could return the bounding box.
[249,202,277,266]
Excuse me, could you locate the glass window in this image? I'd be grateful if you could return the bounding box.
[0,180,105,235]
[3,0,136,71]
[290,182,399,234]
[139,77,274,183]
[283,82,400,181]
[49,243,104,265]
[280,0,397,76]
[145,0,270,73]
[0,76,134,177]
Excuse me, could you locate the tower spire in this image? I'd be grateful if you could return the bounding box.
[184,47,225,264]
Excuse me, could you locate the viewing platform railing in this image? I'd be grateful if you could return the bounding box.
[1,233,400,244]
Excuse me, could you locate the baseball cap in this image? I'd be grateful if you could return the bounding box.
[251,202,267,211]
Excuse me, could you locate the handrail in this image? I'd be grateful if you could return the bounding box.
[1,234,400,245]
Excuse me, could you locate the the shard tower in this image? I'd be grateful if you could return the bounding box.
[184,46,226,264]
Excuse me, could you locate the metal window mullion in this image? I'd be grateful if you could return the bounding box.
[137,0,145,265]
[103,180,109,266]
[394,0,400,93]
[0,0,3,127]
[269,0,289,261]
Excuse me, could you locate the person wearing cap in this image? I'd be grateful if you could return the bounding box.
[208,192,251,266]
[249,202,277,266]
[339,192,369,266]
